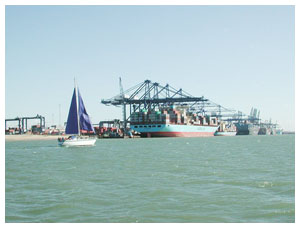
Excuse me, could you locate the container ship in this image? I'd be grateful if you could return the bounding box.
[130,106,218,137]
[235,121,260,135]
[258,126,275,135]
[234,108,260,135]
[258,123,281,135]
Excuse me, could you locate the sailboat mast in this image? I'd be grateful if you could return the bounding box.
[74,79,81,136]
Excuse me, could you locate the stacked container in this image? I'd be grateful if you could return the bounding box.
[130,112,139,123]
[129,106,218,126]
[209,117,218,126]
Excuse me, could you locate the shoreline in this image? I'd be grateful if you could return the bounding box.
[5,135,64,142]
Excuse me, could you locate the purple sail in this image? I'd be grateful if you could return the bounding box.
[65,87,95,134]
[65,88,79,134]
[78,89,95,133]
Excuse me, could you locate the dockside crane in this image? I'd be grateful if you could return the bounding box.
[119,77,127,136]
[101,79,212,124]
[101,79,277,131]
[5,114,45,134]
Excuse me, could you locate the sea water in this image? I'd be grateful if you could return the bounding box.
[5,135,295,222]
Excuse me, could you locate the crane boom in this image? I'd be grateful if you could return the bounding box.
[119,77,126,136]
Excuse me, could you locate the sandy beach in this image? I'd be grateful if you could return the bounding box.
[5,135,64,142]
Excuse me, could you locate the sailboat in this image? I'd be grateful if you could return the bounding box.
[58,81,96,146]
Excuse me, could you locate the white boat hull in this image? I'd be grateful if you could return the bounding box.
[214,131,237,136]
[58,137,96,146]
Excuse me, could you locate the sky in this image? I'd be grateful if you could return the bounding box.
[5,5,295,131]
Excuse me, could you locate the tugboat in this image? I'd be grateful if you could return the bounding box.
[214,122,237,136]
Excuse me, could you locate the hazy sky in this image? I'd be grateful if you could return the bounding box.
[5,5,295,130]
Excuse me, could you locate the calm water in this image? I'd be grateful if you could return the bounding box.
[6,135,295,223]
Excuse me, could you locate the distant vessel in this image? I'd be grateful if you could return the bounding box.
[258,121,281,135]
[235,108,260,135]
[258,126,282,135]
[130,107,218,137]
[235,122,260,135]
[258,126,273,135]
[58,81,96,146]
[214,122,237,136]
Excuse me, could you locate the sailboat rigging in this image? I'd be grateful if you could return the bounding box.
[58,80,96,146]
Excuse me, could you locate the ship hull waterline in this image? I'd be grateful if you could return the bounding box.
[130,124,219,138]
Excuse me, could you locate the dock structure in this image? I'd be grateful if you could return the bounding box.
[101,79,237,130]
[5,114,45,134]
[96,119,124,138]
[100,79,283,137]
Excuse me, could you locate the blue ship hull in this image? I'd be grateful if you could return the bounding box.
[130,124,218,137]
